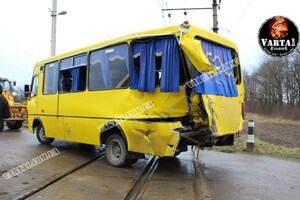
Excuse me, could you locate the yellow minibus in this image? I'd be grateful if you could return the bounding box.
[26,22,245,167]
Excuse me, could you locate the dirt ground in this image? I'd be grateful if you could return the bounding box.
[241,113,300,148]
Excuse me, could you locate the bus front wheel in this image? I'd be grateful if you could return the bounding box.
[36,124,55,145]
[105,134,128,167]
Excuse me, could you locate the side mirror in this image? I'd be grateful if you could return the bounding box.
[24,85,30,98]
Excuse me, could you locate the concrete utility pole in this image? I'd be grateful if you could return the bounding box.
[50,0,58,57]
[50,0,66,56]
[161,0,220,34]
[212,0,219,33]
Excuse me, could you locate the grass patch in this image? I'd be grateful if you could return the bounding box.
[246,113,300,125]
[211,134,300,160]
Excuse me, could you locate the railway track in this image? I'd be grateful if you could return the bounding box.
[125,156,159,200]
[7,152,106,200]
[5,152,159,200]
[5,150,203,200]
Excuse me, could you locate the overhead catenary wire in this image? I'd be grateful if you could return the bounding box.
[230,0,255,31]
[165,1,171,24]
[160,0,220,33]
[157,0,167,26]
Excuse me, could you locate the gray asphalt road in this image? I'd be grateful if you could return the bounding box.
[0,127,104,199]
[1,127,300,200]
[199,150,300,200]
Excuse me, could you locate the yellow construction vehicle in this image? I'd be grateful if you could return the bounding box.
[0,77,27,129]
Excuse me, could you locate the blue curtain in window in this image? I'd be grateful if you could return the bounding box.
[136,41,156,92]
[70,67,81,91]
[195,40,238,97]
[130,37,180,92]
[159,38,180,92]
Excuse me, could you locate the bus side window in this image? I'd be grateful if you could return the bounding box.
[59,55,87,92]
[60,58,72,92]
[89,51,105,90]
[107,44,129,89]
[89,43,129,90]
[73,55,87,91]
[60,70,72,92]
[44,61,59,95]
[31,76,39,97]
[109,56,129,88]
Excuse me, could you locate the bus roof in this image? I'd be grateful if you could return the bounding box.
[34,23,238,67]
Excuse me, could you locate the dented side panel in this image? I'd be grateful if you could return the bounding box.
[119,121,182,157]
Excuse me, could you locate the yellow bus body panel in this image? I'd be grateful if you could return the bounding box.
[118,121,182,157]
[202,95,243,136]
[58,87,188,119]
[54,87,188,148]
[40,116,65,140]
[63,117,101,145]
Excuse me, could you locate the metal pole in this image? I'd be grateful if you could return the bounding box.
[247,120,255,151]
[212,0,219,33]
[50,0,57,56]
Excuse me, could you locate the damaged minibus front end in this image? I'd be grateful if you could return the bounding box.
[176,23,245,153]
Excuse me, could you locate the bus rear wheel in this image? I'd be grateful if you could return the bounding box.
[105,134,128,167]
[36,124,54,145]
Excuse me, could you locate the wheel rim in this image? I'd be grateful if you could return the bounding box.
[38,127,47,141]
[110,140,122,161]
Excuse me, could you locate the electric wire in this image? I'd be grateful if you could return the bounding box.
[158,0,167,26]
[230,0,255,31]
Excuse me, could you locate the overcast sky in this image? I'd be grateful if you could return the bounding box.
[0,0,299,87]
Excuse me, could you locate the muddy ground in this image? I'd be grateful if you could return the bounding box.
[241,113,300,148]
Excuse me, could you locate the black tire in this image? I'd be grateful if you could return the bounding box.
[105,134,128,167]
[6,121,23,129]
[36,123,54,145]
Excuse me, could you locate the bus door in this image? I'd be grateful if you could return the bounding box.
[58,55,89,143]
[38,61,65,140]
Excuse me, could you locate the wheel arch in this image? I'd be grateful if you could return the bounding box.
[99,121,128,147]
[32,117,43,132]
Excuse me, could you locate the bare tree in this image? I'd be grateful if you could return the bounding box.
[244,46,300,119]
